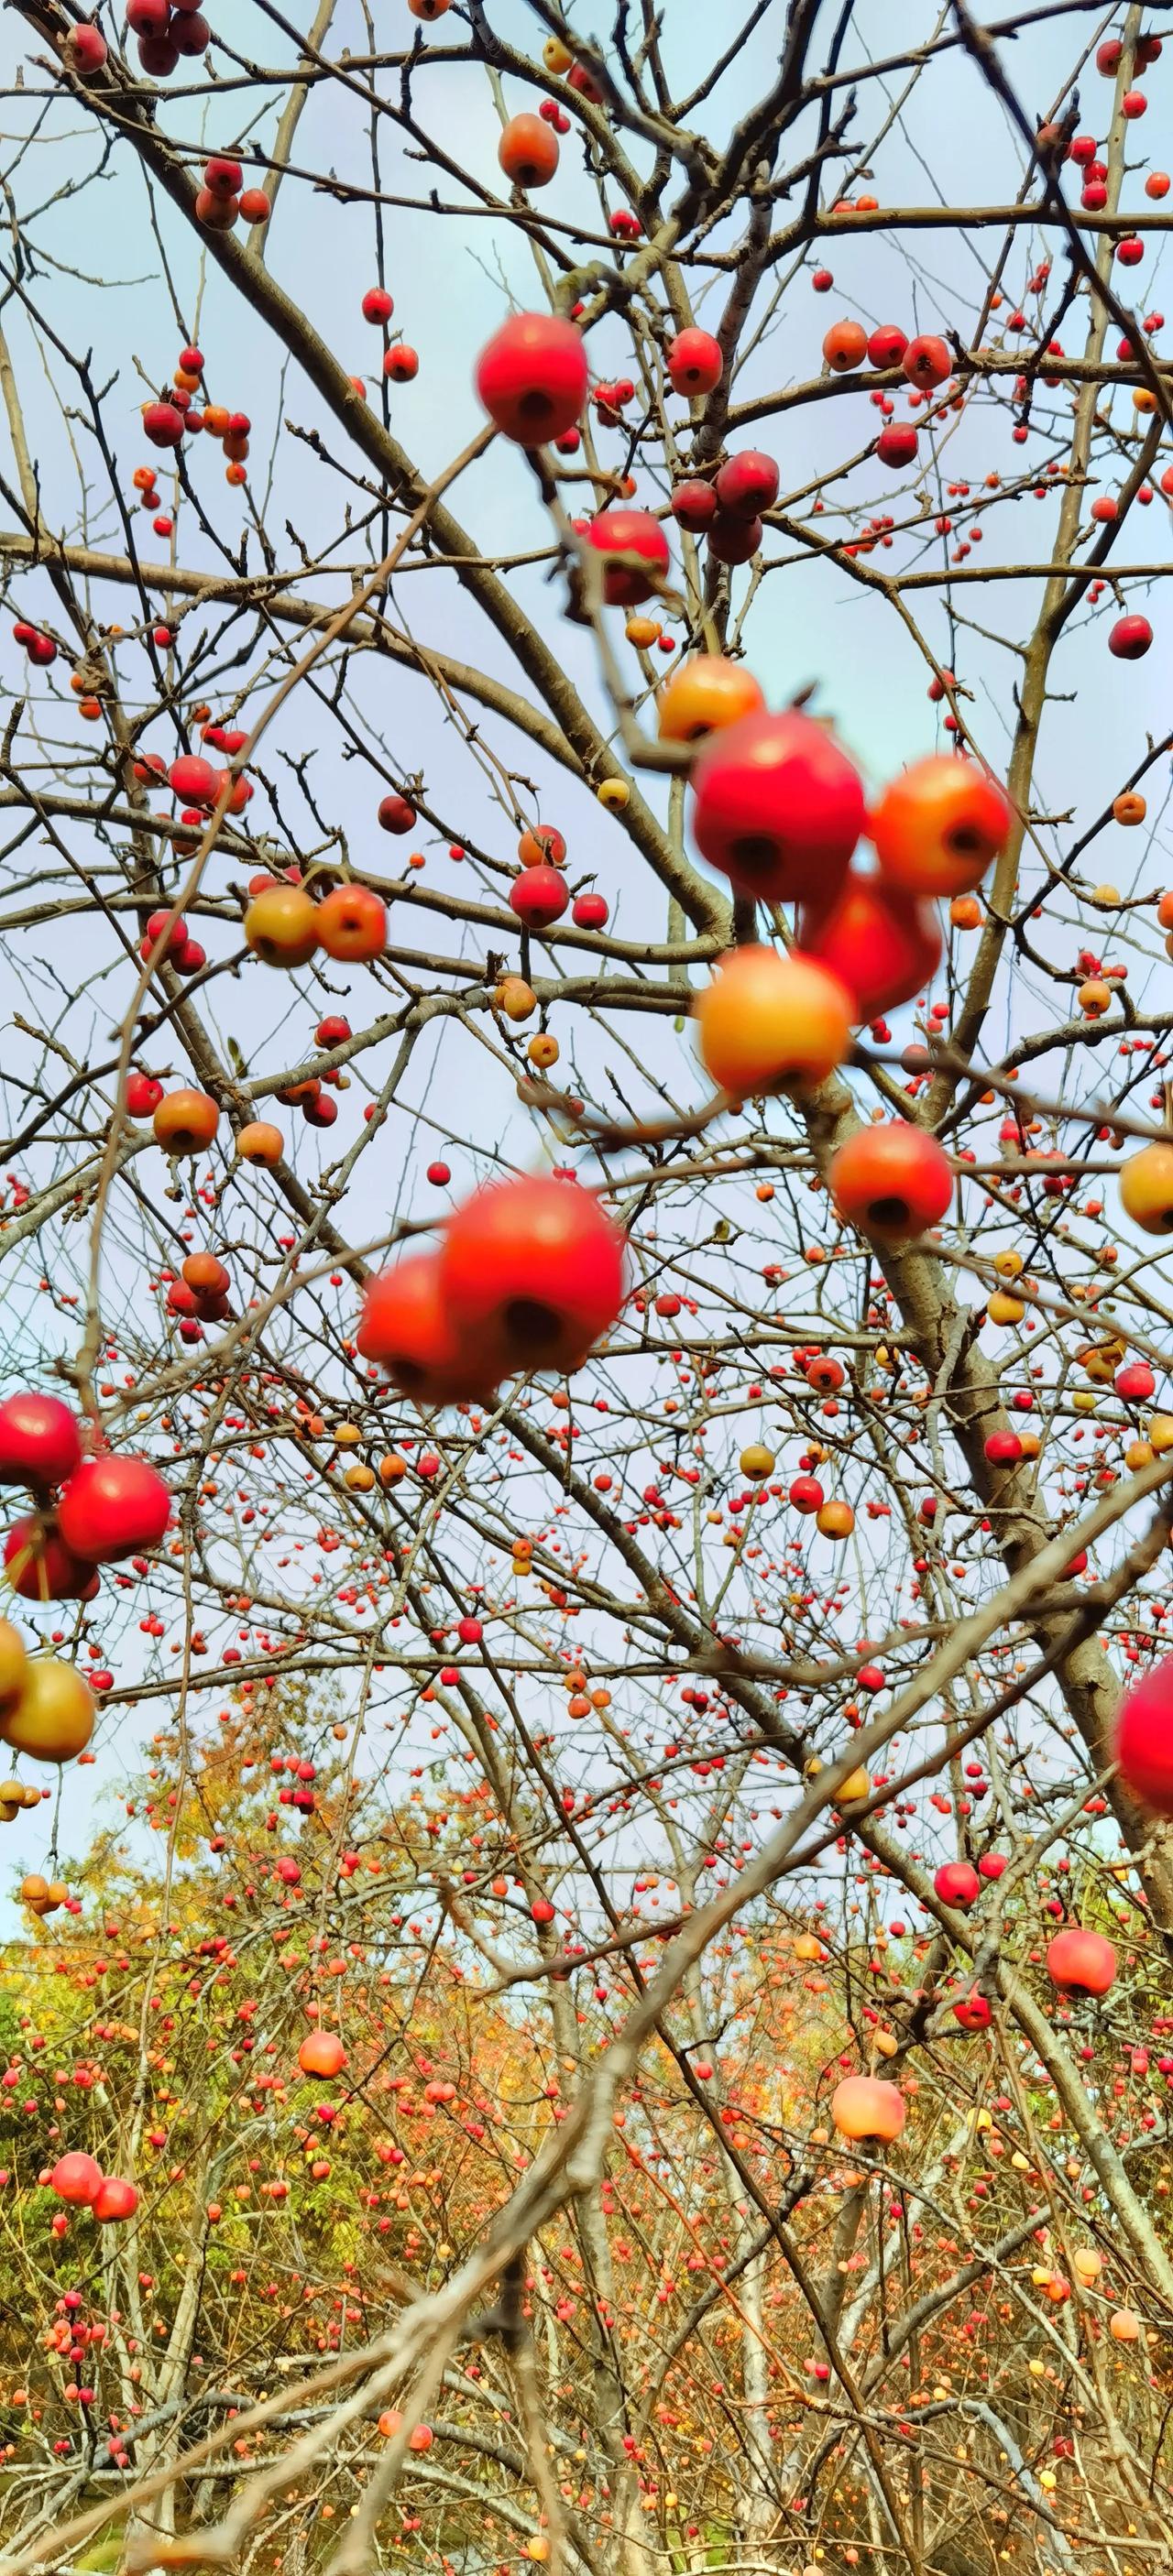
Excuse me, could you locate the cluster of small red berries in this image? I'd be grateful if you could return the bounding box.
[138,349,253,490]
[357,287,419,391]
[48,2152,137,2225]
[506,822,608,933]
[194,155,271,232]
[1,1394,170,1620]
[11,621,57,669]
[667,446,780,566]
[138,909,206,980]
[160,1248,232,1345]
[129,750,251,833]
[126,0,212,78]
[359,1174,627,1407]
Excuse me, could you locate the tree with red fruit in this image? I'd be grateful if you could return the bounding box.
[1,6,1173,2574]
